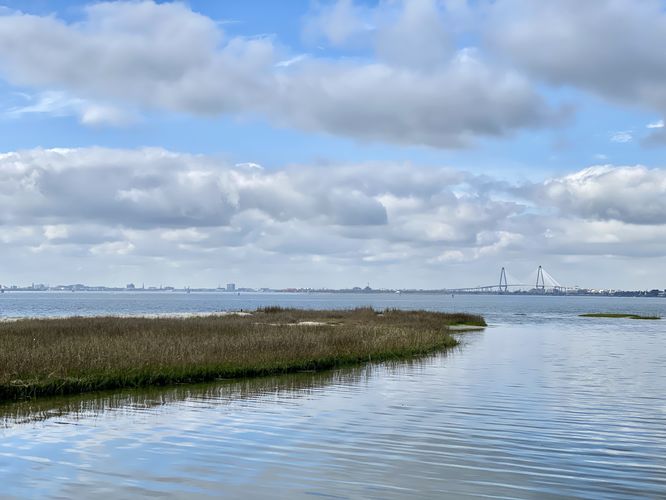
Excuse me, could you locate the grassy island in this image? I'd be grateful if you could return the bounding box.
[0,307,485,403]
[579,313,661,320]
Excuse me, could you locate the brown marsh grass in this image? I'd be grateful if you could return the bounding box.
[0,307,485,402]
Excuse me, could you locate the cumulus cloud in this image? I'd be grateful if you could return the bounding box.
[375,0,455,69]
[530,217,666,260]
[487,0,666,115]
[0,1,560,147]
[303,0,372,47]
[0,147,398,229]
[1,147,665,288]
[0,147,524,272]
[305,0,454,68]
[304,0,476,66]
[540,165,666,225]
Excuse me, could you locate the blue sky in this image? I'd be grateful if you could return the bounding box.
[0,1,665,289]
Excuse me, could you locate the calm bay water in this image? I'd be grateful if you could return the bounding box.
[1,293,665,498]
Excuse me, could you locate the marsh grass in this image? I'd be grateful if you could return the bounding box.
[0,308,485,402]
[579,313,661,320]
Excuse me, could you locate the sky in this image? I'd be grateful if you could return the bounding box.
[0,0,665,290]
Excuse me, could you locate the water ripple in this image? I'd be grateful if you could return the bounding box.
[1,303,666,498]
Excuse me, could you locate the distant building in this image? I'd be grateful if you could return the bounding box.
[226,283,236,292]
[126,283,136,290]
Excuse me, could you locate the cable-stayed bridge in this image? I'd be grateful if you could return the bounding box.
[446,266,573,294]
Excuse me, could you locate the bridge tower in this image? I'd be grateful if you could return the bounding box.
[535,265,545,292]
[499,267,508,293]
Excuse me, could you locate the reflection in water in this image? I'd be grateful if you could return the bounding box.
[1,308,665,498]
[1,355,444,428]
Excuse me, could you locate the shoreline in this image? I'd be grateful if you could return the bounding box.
[0,307,485,403]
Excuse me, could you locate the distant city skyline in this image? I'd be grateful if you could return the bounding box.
[2,278,664,297]
[0,1,665,289]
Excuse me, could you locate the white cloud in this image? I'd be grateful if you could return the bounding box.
[234,162,264,170]
[0,1,559,148]
[6,91,82,117]
[610,131,633,143]
[1,147,666,288]
[430,250,466,263]
[373,0,453,69]
[6,90,135,126]
[274,54,308,68]
[160,228,208,242]
[80,104,135,126]
[302,0,372,47]
[647,119,664,129]
[90,240,135,256]
[44,225,69,240]
[540,165,666,225]
[487,0,666,116]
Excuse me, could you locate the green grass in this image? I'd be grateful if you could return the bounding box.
[0,308,485,403]
[579,313,661,320]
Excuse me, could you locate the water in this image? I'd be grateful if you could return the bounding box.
[1,293,665,499]
[2,291,664,326]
